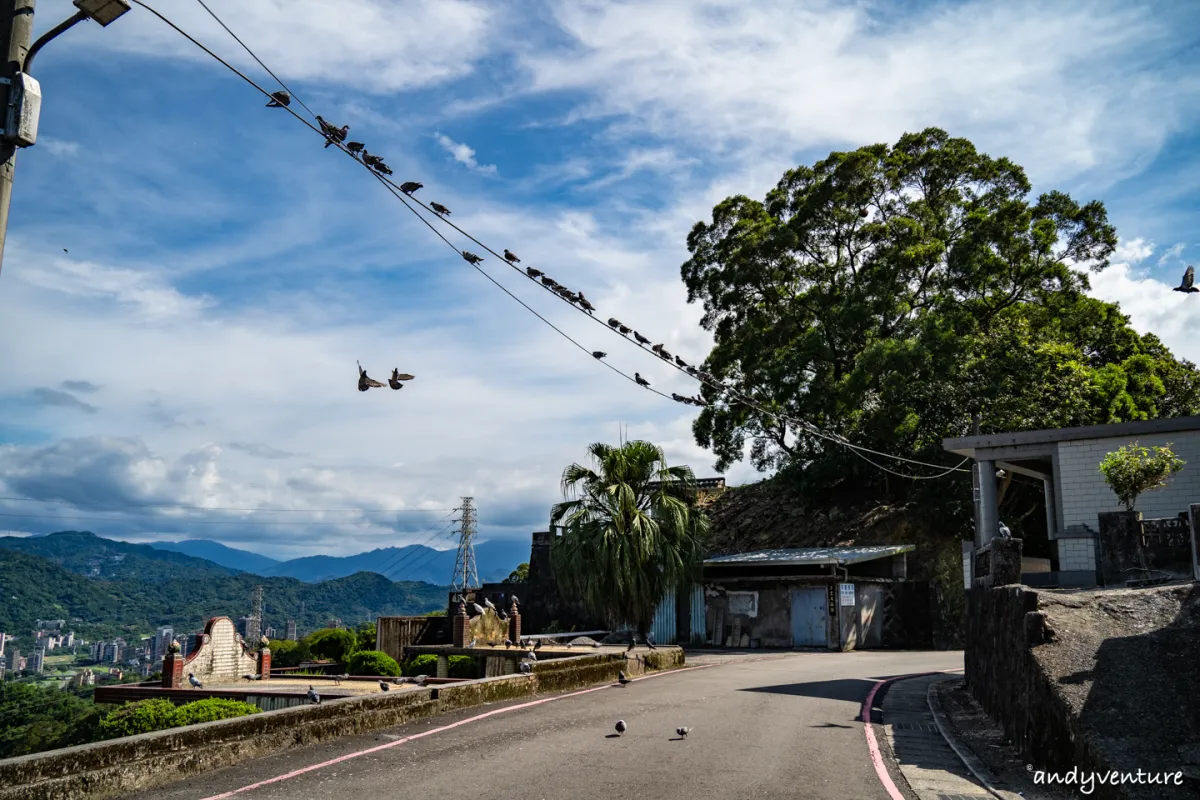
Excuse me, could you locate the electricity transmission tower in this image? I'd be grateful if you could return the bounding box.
[450,496,479,593]
[248,585,264,645]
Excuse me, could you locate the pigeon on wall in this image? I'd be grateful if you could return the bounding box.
[307,686,320,704]
[378,680,391,691]
[188,673,202,688]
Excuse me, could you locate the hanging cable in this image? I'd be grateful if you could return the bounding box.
[0,495,453,514]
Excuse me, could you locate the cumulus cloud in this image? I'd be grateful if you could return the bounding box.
[27,388,97,414]
[434,132,496,173]
[1113,237,1154,266]
[1157,242,1187,266]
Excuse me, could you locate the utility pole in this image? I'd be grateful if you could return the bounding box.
[0,0,35,279]
[249,585,263,646]
[450,496,479,593]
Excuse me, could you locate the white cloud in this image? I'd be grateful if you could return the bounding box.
[15,255,213,321]
[1089,264,1200,364]
[1158,241,1187,266]
[39,138,80,158]
[1113,237,1154,266]
[434,132,496,173]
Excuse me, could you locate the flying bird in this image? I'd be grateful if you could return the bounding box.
[1174,266,1199,294]
[462,251,484,265]
[576,292,595,314]
[378,680,391,692]
[430,202,451,216]
[62,248,67,252]
[615,720,627,736]
[526,267,544,279]
[188,673,202,689]
[357,361,385,392]
[617,670,631,687]
[635,373,650,388]
[399,181,422,194]
[307,686,320,704]
[607,318,622,328]
[676,726,691,739]
[346,141,365,154]
[593,351,607,360]
[265,90,290,108]
[633,332,650,345]
[859,208,869,218]
[504,249,521,263]
[388,369,414,390]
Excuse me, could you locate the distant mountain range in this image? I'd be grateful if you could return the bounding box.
[145,538,530,585]
[0,533,448,639]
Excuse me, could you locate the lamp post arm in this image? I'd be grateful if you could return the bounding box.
[22,8,85,75]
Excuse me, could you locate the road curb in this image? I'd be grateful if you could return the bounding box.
[926,677,1022,800]
[861,671,950,800]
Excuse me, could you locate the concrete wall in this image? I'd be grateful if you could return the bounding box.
[0,648,685,800]
[183,617,258,681]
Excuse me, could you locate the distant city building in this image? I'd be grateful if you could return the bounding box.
[0,662,6,681]
[153,626,174,659]
[0,632,7,657]
[72,669,95,688]
[102,643,122,663]
[237,616,261,645]
[29,649,45,674]
[263,626,276,640]
[65,631,74,647]
[286,620,297,641]
[36,619,65,630]
[6,649,20,673]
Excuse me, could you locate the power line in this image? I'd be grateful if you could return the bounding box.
[0,511,448,527]
[127,1,970,482]
[0,496,455,514]
[365,513,460,579]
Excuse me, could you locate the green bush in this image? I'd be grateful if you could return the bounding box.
[97,699,179,740]
[401,654,438,677]
[448,656,477,679]
[173,698,259,727]
[345,650,401,677]
[268,639,308,668]
[305,628,357,662]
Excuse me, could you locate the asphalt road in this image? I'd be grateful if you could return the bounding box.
[135,649,963,800]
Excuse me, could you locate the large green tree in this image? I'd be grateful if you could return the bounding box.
[550,441,709,638]
[681,128,1200,502]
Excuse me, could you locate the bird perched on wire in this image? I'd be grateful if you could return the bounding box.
[658,348,673,361]
[362,153,383,168]
[504,249,521,263]
[316,116,348,147]
[615,720,627,736]
[675,355,688,368]
[576,292,595,314]
[345,141,365,154]
[691,395,707,406]
[676,726,691,739]
[1174,266,1198,294]
[372,162,393,176]
[462,251,484,265]
[539,276,558,288]
[388,368,415,390]
[607,318,622,329]
[671,393,690,404]
[651,343,664,354]
[378,680,391,692]
[358,361,385,392]
[635,373,650,387]
[618,324,632,335]
[188,673,203,689]
[633,332,651,345]
[430,202,451,216]
[265,90,290,107]
[593,351,607,360]
[307,686,320,704]
[617,670,631,687]
[399,181,422,195]
[525,267,543,279]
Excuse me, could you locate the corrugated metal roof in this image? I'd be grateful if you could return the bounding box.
[704,544,915,567]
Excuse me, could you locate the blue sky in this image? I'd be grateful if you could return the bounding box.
[0,0,1198,564]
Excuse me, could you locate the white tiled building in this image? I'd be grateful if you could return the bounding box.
[945,416,1200,586]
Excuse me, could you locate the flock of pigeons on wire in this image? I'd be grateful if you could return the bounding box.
[263,91,715,409]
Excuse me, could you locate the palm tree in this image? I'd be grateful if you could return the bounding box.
[550,440,710,640]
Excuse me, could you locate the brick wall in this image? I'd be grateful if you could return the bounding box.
[1056,430,1200,537]
[1056,537,1096,572]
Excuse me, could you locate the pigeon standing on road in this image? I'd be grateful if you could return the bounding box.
[615,720,627,736]
[266,90,290,107]
[626,636,637,652]
[188,673,202,689]
[307,686,320,704]
[676,726,690,739]
[617,670,631,687]
[1174,265,1199,294]
[645,633,657,650]
[504,249,521,263]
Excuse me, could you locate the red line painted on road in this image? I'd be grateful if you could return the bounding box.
[200,664,716,799]
[861,669,963,800]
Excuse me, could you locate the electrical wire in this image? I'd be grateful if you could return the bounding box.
[364,514,459,579]
[128,0,971,481]
[0,511,445,527]
[0,496,454,514]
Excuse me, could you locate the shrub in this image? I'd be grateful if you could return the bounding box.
[173,698,259,727]
[97,699,179,740]
[305,628,357,662]
[447,656,477,679]
[401,654,438,677]
[1099,441,1186,511]
[346,650,401,677]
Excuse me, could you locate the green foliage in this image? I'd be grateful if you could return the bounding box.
[424,609,447,617]
[266,638,307,668]
[448,655,477,679]
[0,682,103,758]
[503,563,529,583]
[306,628,357,662]
[171,698,259,727]
[345,650,401,677]
[550,440,709,635]
[401,654,438,677]
[354,621,377,653]
[96,699,179,740]
[1098,441,1186,511]
[0,547,446,641]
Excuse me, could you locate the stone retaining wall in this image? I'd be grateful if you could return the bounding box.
[0,648,684,800]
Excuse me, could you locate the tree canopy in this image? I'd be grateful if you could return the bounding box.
[550,440,709,636]
[1098,441,1186,511]
[681,128,1200,508]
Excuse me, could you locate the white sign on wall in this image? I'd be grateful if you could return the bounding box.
[838,583,856,607]
[727,591,758,618]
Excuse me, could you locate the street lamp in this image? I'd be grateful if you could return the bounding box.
[23,0,131,75]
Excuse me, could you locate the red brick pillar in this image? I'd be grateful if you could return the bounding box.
[258,648,271,680]
[452,601,470,648]
[508,601,521,644]
[162,651,184,688]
